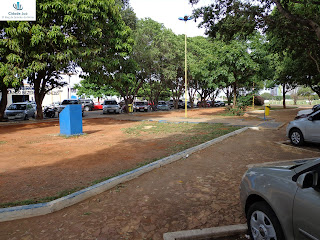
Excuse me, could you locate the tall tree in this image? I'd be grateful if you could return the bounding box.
[0,22,29,121]
[134,18,180,109]
[1,0,132,119]
[207,39,259,107]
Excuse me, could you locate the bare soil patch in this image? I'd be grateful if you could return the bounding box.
[1,107,320,239]
[0,114,237,206]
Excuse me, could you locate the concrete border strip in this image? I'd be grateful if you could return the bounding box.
[0,127,248,223]
[247,157,320,169]
[163,224,247,240]
[275,141,320,154]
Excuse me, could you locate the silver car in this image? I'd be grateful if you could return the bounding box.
[287,109,320,146]
[103,100,121,114]
[240,158,320,240]
[58,99,84,116]
[5,102,36,120]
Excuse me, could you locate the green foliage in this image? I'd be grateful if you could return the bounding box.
[223,106,245,116]
[260,93,273,100]
[1,0,133,119]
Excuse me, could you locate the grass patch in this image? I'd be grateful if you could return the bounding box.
[0,187,84,208]
[0,123,240,208]
[122,122,240,154]
[0,141,7,145]
[60,133,87,139]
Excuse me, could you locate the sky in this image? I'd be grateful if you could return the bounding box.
[130,0,212,37]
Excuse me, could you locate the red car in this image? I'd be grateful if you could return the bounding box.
[93,102,103,110]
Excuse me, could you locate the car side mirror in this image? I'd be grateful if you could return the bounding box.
[308,116,313,121]
[297,171,318,189]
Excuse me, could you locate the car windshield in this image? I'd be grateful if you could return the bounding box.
[62,100,79,105]
[135,102,146,106]
[158,102,166,105]
[7,104,26,110]
[104,101,117,105]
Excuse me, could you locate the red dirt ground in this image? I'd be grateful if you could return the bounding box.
[0,107,320,240]
[0,108,232,204]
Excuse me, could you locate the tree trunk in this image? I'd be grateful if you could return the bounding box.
[282,85,286,109]
[232,82,237,109]
[34,81,45,119]
[0,84,8,121]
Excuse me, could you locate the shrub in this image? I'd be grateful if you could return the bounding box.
[260,93,273,100]
[254,96,264,106]
[224,106,245,116]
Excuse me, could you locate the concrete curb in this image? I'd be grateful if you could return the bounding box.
[163,224,247,240]
[275,141,320,154]
[0,127,248,223]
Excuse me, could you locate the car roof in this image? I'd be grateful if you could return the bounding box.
[11,102,29,105]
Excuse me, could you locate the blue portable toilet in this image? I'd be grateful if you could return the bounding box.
[59,104,83,136]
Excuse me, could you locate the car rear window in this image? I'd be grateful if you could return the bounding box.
[104,101,117,105]
[135,102,146,106]
[62,100,79,105]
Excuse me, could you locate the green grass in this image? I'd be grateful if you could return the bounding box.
[122,122,240,154]
[0,122,240,208]
[0,141,7,145]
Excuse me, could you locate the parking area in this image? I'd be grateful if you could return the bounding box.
[1,108,319,239]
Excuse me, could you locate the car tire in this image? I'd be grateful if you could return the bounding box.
[84,106,90,112]
[289,128,304,146]
[247,201,285,240]
[24,114,29,120]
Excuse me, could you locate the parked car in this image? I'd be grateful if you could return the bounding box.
[213,101,225,107]
[79,99,94,111]
[287,109,320,146]
[28,101,37,110]
[103,100,121,114]
[240,157,320,240]
[48,101,60,110]
[133,101,151,112]
[93,102,103,110]
[197,101,211,108]
[157,101,170,111]
[4,102,36,120]
[168,99,184,109]
[295,104,320,119]
[58,99,84,116]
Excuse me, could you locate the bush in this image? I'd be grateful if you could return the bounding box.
[260,93,273,100]
[254,96,264,106]
[237,94,253,110]
[224,106,245,116]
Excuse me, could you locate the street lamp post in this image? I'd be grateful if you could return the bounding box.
[179,15,192,118]
[61,72,77,99]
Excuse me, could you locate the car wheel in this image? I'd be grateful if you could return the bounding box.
[247,202,284,240]
[24,114,29,120]
[289,128,304,146]
[84,106,90,111]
